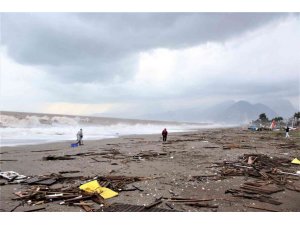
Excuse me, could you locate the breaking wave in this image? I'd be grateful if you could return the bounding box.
[0,114,227,147]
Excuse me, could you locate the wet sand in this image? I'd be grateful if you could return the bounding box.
[0,127,299,212]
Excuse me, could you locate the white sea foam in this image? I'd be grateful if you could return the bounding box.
[0,114,230,147]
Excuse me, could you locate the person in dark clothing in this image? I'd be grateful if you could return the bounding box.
[285,126,290,138]
[162,128,168,142]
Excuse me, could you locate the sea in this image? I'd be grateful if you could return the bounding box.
[0,111,230,147]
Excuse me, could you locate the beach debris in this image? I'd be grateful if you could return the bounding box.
[118,187,138,192]
[24,173,89,185]
[164,197,219,203]
[31,149,60,153]
[131,151,168,161]
[99,203,178,212]
[247,156,257,165]
[132,184,144,192]
[43,155,75,161]
[79,180,118,199]
[23,207,46,212]
[165,202,175,210]
[0,159,18,162]
[96,175,151,191]
[0,171,27,183]
[0,151,9,154]
[203,146,219,149]
[213,154,300,184]
[71,143,79,148]
[291,158,300,165]
[26,177,57,186]
[168,189,178,196]
[225,189,282,205]
[78,201,94,212]
[144,198,163,209]
[90,157,103,162]
[285,182,300,192]
[12,185,96,209]
[240,181,284,194]
[222,144,256,150]
[58,170,80,174]
[186,203,218,208]
[10,202,23,212]
[278,143,300,149]
[192,174,224,182]
[10,173,153,211]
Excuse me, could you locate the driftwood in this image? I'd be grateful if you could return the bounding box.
[43,155,75,161]
[240,182,284,194]
[225,189,282,205]
[187,203,218,208]
[144,199,163,209]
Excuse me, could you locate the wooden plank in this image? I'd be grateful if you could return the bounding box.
[240,184,284,194]
[79,201,93,212]
[24,207,46,212]
[58,170,80,174]
[187,203,218,208]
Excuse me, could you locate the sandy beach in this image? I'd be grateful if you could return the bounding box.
[0,127,299,212]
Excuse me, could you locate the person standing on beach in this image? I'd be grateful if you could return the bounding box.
[285,126,290,138]
[77,128,83,145]
[162,128,168,142]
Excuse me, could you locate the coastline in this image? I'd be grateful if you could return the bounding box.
[0,127,299,212]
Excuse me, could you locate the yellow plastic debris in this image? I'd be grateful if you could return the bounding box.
[79,180,118,199]
[291,158,300,165]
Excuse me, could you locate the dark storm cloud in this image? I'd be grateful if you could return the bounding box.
[1,13,287,83]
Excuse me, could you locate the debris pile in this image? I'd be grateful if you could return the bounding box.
[4,172,152,212]
[212,154,300,205]
[96,175,150,191]
[215,154,298,183]
[132,151,168,161]
[100,203,177,212]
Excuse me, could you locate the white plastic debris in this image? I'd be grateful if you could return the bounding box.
[0,171,27,183]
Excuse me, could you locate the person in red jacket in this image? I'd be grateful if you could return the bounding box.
[162,128,168,142]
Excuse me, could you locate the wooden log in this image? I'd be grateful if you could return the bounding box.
[144,200,162,209]
[132,185,144,192]
[24,207,46,212]
[187,203,218,208]
[165,202,175,210]
[58,170,80,174]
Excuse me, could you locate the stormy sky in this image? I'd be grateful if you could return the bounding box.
[1,13,299,117]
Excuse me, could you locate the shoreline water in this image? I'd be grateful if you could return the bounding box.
[0,126,237,147]
[0,110,238,147]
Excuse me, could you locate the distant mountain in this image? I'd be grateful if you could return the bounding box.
[137,100,235,123]
[94,100,292,124]
[262,99,297,118]
[214,101,277,124]
[195,100,235,122]
[138,100,279,124]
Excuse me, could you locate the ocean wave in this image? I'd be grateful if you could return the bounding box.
[0,113,230,146]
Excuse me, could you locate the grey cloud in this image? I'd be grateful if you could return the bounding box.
[1,13,288,83]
